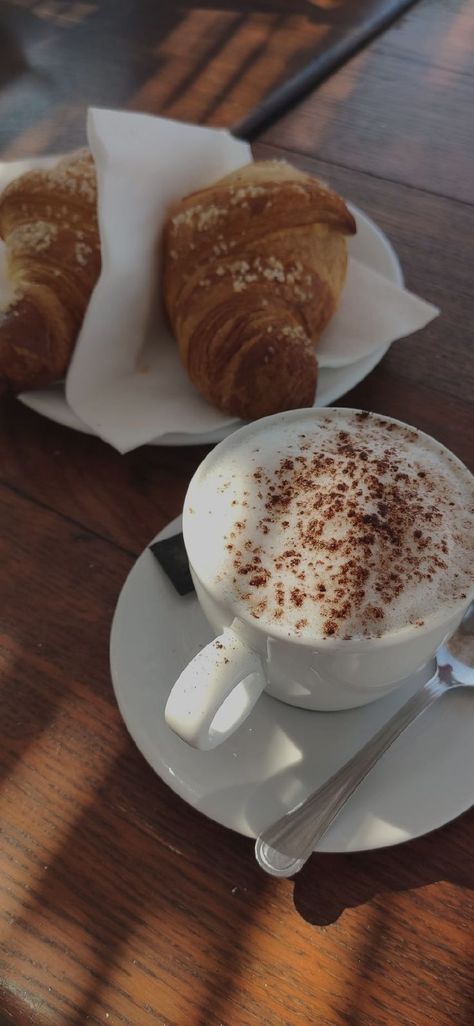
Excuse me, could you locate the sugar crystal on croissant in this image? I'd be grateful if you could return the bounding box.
[163,160,356,420]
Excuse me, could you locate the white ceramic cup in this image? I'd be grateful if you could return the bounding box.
[165,409,474,750]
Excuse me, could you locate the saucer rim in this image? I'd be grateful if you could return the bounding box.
[110,516,474,853]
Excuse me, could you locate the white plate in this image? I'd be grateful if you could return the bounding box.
[18,204,403,447]
[110,516,474,853]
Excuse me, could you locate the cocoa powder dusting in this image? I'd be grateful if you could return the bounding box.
[219,413,474,639]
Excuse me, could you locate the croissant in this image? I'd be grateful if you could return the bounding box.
[163,160,356,419]
[0,149,100,393]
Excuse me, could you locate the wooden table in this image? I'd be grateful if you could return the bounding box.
[1,2,473,1025]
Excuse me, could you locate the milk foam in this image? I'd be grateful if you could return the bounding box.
[185,410,474,640]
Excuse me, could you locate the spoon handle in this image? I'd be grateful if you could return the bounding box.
[255,674,445,878]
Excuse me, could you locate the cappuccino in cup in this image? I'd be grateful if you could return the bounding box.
[166,409,474,749]
[187,409,473,642]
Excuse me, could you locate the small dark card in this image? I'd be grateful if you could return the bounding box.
[150,533,195,596]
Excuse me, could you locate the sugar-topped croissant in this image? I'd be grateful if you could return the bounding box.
[163,160,356,419]
[0,149,100,393]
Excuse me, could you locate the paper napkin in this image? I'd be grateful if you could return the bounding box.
[65,108,251,452]
[316,258,438,368]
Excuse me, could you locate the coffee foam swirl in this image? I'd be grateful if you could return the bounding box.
[187,410,474,640]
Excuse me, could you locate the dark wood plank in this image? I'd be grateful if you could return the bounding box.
[1,483,474,1026]
[260,0,474,203]
[378,0,474,70]
[0,395,207,554]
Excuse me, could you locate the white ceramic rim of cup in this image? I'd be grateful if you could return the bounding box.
[183,406,474,651]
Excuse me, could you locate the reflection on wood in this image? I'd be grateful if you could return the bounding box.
[1,0,420,153]
[260,28,474,203]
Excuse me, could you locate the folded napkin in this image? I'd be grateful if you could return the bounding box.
[316,259,438,368]
[2,109,438,452]
[66,109,250,451]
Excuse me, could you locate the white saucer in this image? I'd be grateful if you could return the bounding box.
[110,516,474,853]
[17,203,402,447]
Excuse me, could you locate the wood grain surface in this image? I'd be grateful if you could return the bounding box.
[0,1,474,1025]
[260,0,474,203]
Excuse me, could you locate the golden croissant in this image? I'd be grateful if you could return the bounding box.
[0,149,100,393]
[163,160,356,420]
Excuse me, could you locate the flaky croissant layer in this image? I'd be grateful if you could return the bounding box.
[163,160,356,420]
[0,149,100,393]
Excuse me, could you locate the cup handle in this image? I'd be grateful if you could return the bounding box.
[165,625,266,750]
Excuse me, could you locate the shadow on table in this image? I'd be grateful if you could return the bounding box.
[293,809,474,926]
[291,812,474,1026]
[1,733,270,1025]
